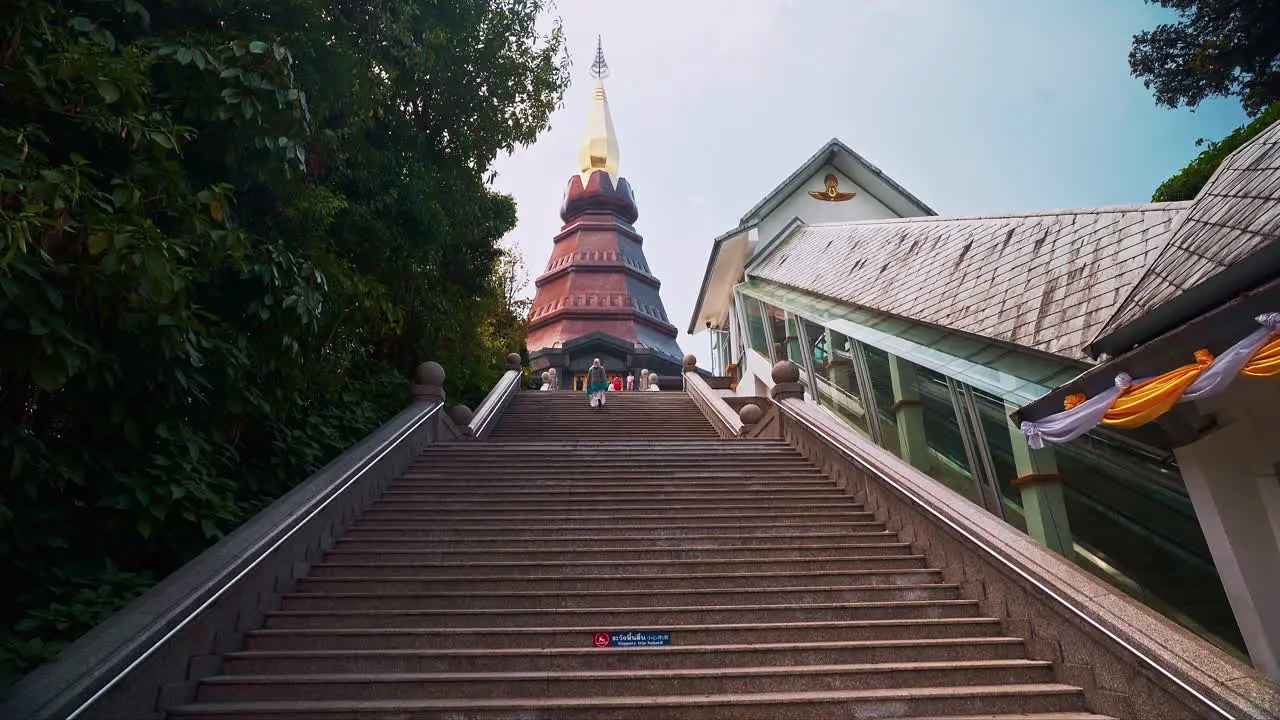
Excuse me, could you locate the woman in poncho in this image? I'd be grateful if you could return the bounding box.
[586,358,609,409]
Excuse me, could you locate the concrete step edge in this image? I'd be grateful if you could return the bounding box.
[172,683,1086,714]
[221,636,1026,659]
[247,617,1003,637]
[202,659,1053,685]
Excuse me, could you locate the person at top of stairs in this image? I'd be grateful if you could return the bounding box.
[586,358,609,408]
[646,373,661,391]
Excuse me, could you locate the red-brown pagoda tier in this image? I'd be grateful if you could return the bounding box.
[526,170,685,389]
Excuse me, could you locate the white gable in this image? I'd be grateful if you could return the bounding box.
[757,164,902,246]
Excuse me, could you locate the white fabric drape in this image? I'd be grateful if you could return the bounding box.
[1021,373,1136,450]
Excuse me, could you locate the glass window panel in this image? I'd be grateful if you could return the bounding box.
[991,352,1068,385]
[862,344,898,453]
[812,328,872,438]
[913,366,985,507]
[741,296,769,357]
[969,389,1028,532]
[932,333,987,359]
[899,324,947,344]
[764,305,798,365]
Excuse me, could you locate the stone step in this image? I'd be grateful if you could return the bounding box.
[398,469,827,479]
[219,637,1027,675]
[244,617,1006,650]
[378,476,839,486]
[261,599,986,630]
[378,488,842,500]
[295,568,945,593]
[362,499,860,513]
[340,521,888,538]
[322,541,915,563]
[308,555,928,577]
[197,659,1056,703]
[281,584,961,611]
[355,509,877,524]
[332,530,898,549]
[170,687,1094,720]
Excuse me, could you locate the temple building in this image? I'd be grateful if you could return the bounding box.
[689,124,1280,679]
[525,40,685,390]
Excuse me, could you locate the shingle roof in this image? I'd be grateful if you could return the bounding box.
[747,203,1190,362]
[1089,119,1280,354]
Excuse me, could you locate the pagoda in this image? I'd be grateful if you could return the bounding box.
[525,38,685,391]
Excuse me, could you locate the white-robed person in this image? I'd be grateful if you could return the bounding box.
[646,374,662,391]
[539,371,552,391]
[586,358,609,409]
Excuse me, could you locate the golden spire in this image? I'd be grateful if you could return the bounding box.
[578,36,620,184]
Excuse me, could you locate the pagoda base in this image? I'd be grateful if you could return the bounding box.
[528,331,685,392]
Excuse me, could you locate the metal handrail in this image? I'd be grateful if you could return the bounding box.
[63,401,444,720]
[773,398,1235,720]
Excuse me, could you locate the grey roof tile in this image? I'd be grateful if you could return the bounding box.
[1092,119,1280,344]
[750,203,1191,362]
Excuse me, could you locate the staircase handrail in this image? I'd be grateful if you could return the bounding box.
[684,370,745,437]
[4,396,447,720]
[773,396,1275,720]
[469,367,522,439]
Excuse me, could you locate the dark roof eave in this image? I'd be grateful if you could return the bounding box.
[1088,243,1280,359]
[1014,273,1280,425]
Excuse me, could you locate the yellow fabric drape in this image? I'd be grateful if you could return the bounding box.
[1100,350,1214,429]
[1241,334,1280,377]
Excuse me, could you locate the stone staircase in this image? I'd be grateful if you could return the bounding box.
[488,390,721,439]
[171,391,1113,719]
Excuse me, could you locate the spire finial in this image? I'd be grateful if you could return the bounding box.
[589,36,609,80]
[578,35,619,182]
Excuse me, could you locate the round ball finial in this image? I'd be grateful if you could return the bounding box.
[506,353,521,369]
[771,360,800,384]
[448,405,473,426]
[541,371,550,382]
[683,354,696,367]
[739,403,763,425]
[416,361,446,387]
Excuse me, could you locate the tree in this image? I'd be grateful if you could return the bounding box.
[0,0,568,684]
[1129,0,1280,117]
[1152,103,1280,201]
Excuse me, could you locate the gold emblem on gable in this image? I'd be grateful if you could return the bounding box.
[809,174,857,202]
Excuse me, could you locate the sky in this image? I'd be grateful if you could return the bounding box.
[488,0,1250,361]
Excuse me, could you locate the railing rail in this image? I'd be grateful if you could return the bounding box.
[772,397,1271,720]
[4,387,451,720]
[470,368,521,439]
[684,370,744,437]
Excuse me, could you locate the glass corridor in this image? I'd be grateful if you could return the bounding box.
[734,280,1245,658]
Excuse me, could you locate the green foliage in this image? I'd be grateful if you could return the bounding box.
[1152,104,1280,202]
[1130,0,1280,117]
[0,0,567,685]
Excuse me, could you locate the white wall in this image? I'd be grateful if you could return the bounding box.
[1175,377,1280,679]
[757,164,901,246]
[736,347,775,397]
